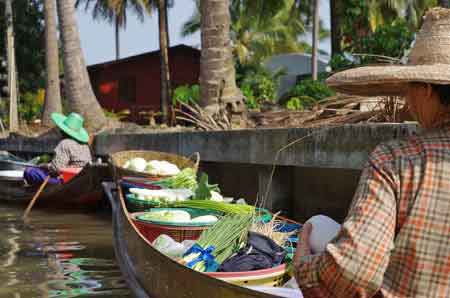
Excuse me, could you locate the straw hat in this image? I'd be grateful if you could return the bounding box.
[51,112,89,143]
[326,8,450,97]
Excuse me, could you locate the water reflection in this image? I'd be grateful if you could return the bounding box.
[0,204,131,298]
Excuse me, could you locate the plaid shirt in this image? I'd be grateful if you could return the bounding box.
[295,128,450,298]
[48,138,92,173]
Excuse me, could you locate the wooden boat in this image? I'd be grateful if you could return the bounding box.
[0,163,111,209]
[103,181,281,298]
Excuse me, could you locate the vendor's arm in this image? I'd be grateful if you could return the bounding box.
[295,145,397,298]
[47,140,71,175]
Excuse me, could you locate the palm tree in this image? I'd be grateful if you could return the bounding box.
[4,0,18,131]
[75,0,147,60]
[156,0,171,123]
[311,0,319,81]
[199,0,244,117]
[330,0,344,56]
[183,0,307,65]
[42,0,62,127]
[57,0,107,131]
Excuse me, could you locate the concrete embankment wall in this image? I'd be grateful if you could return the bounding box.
[0,124,419,222]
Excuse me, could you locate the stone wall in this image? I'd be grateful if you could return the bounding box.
[0,124,419,221]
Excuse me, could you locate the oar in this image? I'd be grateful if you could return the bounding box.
[22,176,50,221]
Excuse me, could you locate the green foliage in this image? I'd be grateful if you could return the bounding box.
[0,0,45,93]
[173,84,200,105]
[357,19,414,64]
[340,1,417,64]
[285,97,303,111]
[282,75,335,110]
[18,91,44,122]
[236,62,281,109]
[329,54,354,71]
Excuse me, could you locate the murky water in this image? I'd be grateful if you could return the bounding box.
[0,203,131,298]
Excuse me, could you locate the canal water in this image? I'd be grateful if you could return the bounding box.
[0,203,131,298]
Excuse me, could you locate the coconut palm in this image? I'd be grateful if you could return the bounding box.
[75,0,148,60]
[57,0,107,130]
[183,0,307,65]
[199,0,245,118]
[42,0,62,127]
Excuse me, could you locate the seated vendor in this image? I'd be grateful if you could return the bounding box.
[24,112,92,185]
[294,8,450,298]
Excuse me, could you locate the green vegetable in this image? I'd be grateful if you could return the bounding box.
[182,214,253,272]
[154,168,198,190]
[194,174,220,200]
[173,200,255,215]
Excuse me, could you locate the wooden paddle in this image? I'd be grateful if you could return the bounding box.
[22,176,50,221]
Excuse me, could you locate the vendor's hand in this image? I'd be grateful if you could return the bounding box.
[293,222,313,268]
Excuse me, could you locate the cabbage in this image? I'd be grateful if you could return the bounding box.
[146,160,180,176]
[142,210,191,223]
[191,215,219,224]
[124,158,147,172]
[129,188,193,204]
[210,191,224,202]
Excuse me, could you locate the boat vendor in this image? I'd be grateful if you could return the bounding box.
[23,112,92,185]
[294,8,450,298]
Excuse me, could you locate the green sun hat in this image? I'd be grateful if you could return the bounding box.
[51,112,89,143]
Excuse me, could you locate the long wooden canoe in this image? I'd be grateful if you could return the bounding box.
[103,182,279,298]
[0,163,111,209]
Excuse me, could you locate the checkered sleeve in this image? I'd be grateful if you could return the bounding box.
[48,141,70,174]
[295,145,397,297]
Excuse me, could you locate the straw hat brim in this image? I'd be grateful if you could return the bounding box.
[51,113,89,144]
[326,64,450,97]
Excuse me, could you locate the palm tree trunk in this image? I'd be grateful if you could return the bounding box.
[115,16,120,60]
[312,0,320,81]
[42,0,62,127]
[157,0,171,124]
[57,0,107,131]
[330,0,343,56]
[439,0,449,7]
[5,0,18,132]
[199,0,245,120]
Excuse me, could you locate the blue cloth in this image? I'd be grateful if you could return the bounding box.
[24,167,62,185]
[183,244,218,272]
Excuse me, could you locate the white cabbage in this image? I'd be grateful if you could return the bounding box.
[124,157,147,172]
[191,215,219,224]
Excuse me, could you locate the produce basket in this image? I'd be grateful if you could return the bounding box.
[109,150,199,182]
[206,264,290,287]
[131,208,218,242]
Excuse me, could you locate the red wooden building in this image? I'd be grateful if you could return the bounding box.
[88,44,200,123]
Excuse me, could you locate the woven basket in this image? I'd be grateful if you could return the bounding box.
[110,150,199,182]
[131,210,213,243]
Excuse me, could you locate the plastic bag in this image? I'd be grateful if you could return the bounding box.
[152,235,195,258]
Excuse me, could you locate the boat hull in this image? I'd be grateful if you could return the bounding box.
[0,164,111,209]
[103,182,278,298]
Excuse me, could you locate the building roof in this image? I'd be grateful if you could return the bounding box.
[87,44,200,71]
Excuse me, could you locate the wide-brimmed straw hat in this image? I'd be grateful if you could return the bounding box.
[326,8,450,97]
[51,112,89,143]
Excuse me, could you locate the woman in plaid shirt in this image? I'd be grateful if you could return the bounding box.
[294,8,450,298]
